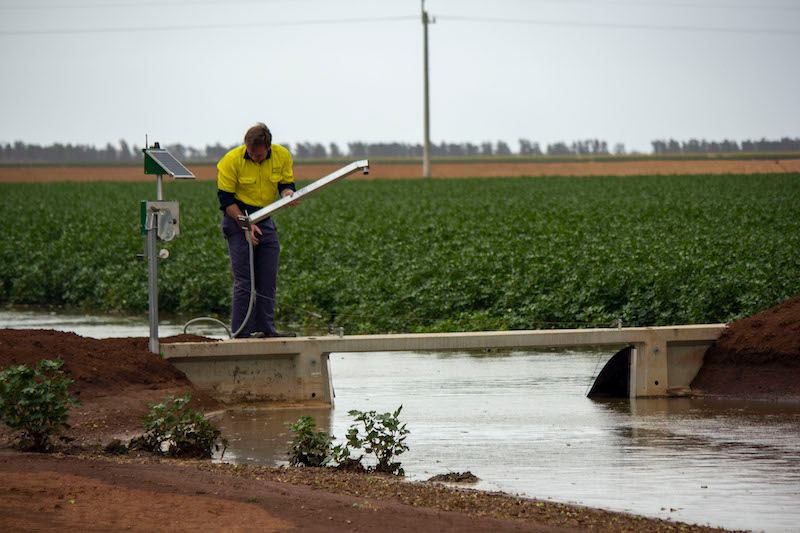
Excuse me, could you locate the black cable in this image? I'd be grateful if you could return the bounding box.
[0,16,417,36]
[438,14,800,36]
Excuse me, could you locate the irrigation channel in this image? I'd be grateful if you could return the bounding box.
[3,308,800,533]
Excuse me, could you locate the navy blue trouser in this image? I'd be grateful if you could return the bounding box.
[221,214,281,336]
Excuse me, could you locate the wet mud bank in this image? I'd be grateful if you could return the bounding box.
[0,329,220,443]
[588,296,800,401]
[692,295,800,400]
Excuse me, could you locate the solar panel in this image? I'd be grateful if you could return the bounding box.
[145,149,195,178]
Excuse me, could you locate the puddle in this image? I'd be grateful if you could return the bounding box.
[0,307,229,339]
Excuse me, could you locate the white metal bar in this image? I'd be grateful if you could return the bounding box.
[248,160,369,224]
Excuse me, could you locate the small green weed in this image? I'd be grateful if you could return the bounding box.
[286,415,334,467]
[129,394,227,458]
[0,359,81,452]
[332,405,409,475]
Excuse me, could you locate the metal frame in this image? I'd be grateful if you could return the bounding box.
[141,145,194,354]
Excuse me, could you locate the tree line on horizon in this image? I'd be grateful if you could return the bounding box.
[1,137,798,163]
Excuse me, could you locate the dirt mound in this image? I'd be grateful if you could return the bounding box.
[692,296,800,399]
[0,329,222,441]
[427,471,480,483]
[0,329,214,401]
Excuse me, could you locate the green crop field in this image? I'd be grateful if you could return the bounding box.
[1,174,798,334]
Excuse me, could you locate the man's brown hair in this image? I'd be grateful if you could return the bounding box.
[244,122,272,147]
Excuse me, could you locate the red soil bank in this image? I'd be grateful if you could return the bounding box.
[0,330,220,437]
[692,295,800,400]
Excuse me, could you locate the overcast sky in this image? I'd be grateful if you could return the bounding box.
[1,0,798,153]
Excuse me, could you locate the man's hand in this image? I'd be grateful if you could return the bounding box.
[226,204,263,246]
[245,224,263,246]
[282,189,301,207]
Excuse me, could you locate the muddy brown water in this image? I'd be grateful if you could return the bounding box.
[4,309,800,533]
[218,350,800,533]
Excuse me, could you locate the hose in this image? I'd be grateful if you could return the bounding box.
[183,220,256,339]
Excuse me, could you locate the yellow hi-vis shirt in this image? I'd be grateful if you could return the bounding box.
[217,144,294,208]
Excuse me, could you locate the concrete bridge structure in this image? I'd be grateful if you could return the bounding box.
[162,324,727,406]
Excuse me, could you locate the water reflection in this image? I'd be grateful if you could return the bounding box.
[0,307,229,339]
[216,407,333,465]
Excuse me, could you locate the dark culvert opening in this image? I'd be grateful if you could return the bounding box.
[587,345,632,399]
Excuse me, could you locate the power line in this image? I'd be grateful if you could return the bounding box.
[507,0,800,12]
[0,15,417,36]
[3,0,798,11]
[439,14,800,36]
[0,0,308,10]
[1,11,796,37]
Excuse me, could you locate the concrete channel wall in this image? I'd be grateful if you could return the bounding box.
[161,324,727,406]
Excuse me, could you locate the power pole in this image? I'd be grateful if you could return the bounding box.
[422,0,432,178]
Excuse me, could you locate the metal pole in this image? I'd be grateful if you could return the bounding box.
[146,212,159,354]
[150,172,163,354]
[422,0,431,178]
[156,174,163,201]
